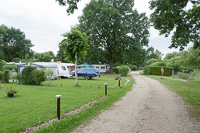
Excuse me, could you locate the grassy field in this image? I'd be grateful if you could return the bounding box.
[0,74,133,133]
[147,75,200,121]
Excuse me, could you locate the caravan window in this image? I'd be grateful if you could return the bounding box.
[96,66,99,69]
[101,66,105,69]
[61,66,66,71]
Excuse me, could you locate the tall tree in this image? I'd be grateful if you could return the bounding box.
[0,25,33,62]
[60,27,88,86]
[79,0,150,73]
[149,0,200,50]
[56,0,81,15]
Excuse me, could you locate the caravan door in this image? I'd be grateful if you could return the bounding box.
[57,64,71,77]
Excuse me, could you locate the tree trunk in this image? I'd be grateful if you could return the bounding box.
[75,52,78,86]
[109,56,114,74]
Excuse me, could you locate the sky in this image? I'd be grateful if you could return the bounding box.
[0,0,189,58]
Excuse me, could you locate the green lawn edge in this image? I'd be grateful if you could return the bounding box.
[34,75,134,133]
[145,75,200,122]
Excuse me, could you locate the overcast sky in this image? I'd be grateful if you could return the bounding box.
[0,0,187,58]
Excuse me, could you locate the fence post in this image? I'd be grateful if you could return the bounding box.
[105,83,107,96]
[56,95,62,120]
[118,79,120,88]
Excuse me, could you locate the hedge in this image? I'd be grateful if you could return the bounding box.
[148,66,172,76]
[113,66,121,74]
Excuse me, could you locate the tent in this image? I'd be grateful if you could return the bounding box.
[77,62,94,68]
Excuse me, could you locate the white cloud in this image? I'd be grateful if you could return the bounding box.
[0,0,187,58]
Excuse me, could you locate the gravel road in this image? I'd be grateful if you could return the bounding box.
[72,71,200,133]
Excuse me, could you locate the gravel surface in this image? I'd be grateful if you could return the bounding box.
[72,71,200,133]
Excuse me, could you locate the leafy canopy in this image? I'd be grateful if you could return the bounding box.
[149,0,200,50]
[56,0,80,15]
[0,25,33,62]
[60,27,89,62]
[79,0,150,73]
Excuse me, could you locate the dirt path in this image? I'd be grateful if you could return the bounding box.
[72,71,200,133]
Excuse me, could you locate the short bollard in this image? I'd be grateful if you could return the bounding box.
[56,95,62,120]
[118,79,120,88]
[105,83,107,96]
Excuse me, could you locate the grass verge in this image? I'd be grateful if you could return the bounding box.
[147,75,200,121]
[33,76,134,133]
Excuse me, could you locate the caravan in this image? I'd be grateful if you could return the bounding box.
[10,62,74,78]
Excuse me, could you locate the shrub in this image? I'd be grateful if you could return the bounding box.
[13,58,21,62]
[189,70,200,80]
[3,65,18,72]
[143,67,150,75]
[0,71,3,82]
[0,59,6,71]
[113,66,121,74]
[3,70,10,83]
[178,72,189,80]
[129,65,137,71]
[148,66,172,76]
[32,69,46,85]
[16,73,22,84]
[21,66,36,85]
[119,65,130,77]
[6,87,18,95]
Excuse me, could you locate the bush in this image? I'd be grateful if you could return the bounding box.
[0,59,6,71]
[3,70,10,83]
[3,65,18,72]
[119,65,130,77]
[21,66,36,85]
[129,65,137,71]
[178,72,189,80]
[113,66,121,74]
[189,70,200,80]
[143,67,150,75]
[32,69,46,85]
[0,71,3,82]
[148,66,172,76]
[13,58,21,62]
[16,73,22,84]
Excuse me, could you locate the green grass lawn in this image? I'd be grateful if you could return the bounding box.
[147,75,200,121]
[0,74,133,133]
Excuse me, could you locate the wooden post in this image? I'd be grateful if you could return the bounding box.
[56,95,62,120]
[118,79,120,88]
[105,83,107,96]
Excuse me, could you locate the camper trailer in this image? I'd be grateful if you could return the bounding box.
[92,64,110,74]
[10,62,74,78]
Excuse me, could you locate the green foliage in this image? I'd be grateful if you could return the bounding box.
[45,69,54,80]
[34,51,55,62]
[60,27,89,62]
[189,70,200,80]
[3,65,18,72]
[0,71,3,82]
[13,58,21,62]
[149,66,172,76]
[143,67,150,75]
[32,69,46,85]
[6,87,18,95]
[3,70,10,83]
[180,48,200,70]
[21,66,36,85]
[129,65,137,71]
[146,47,163,60]
[0,59,6,71]
[79,0,150,73]
[0,25,33,62]
[177,72,189,80]
[149,0,200,50]
[149,61,165,67]
[16,73,22,84]
[56,0,80,15]
[119,65,130,77]
[146,58,159,66]
[113,66,121,74]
